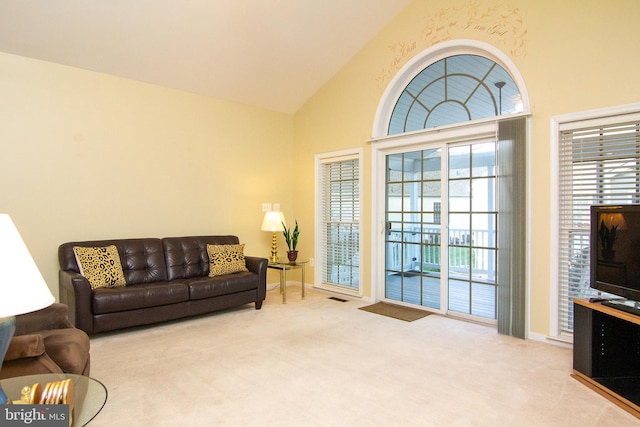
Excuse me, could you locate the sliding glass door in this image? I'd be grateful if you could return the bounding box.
[384,141,498,321]
[385,148,443,309]
[447,142,497,319]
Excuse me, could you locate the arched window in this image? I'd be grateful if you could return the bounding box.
[389,54,523,134]
[371,40,529,338]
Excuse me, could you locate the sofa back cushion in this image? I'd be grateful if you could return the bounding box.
[163,236,240,281]
[59,239,168,285]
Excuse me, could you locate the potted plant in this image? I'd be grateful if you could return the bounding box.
[282,220,300,262]
[599,219,619,260]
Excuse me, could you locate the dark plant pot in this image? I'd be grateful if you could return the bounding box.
[602,248,615,260]
[287,251,298,262]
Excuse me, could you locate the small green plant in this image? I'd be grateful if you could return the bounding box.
[282,220,300,251]
[599,220,618,250]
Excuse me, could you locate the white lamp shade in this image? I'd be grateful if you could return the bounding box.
[0,214,54,317]
[261,211,286,232]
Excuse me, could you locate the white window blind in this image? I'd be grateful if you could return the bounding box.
[319,155,360,291]
[558,117,640,333]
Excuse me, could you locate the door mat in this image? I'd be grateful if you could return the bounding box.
[358,302,432,322]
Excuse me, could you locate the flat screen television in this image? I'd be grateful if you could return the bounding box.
[590,204,640,312]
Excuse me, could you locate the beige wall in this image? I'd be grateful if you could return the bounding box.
[293,0,640,337]
[0,52,294,299]
[3,0,639,339]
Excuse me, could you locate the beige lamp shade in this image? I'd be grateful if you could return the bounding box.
[261,211,286,232]
[599,212,627,230]
[0,214,55,317]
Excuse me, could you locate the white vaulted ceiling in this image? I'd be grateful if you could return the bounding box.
[0,0,412,113]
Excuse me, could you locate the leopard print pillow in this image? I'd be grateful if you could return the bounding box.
[207,244,248,277]
[73,245,127,289]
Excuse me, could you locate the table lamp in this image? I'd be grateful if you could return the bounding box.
[261,211,285,263]
[0,214,55,404]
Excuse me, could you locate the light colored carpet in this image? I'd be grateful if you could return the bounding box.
[88,286,638,426]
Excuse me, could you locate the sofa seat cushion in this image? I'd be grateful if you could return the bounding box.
[92,282,189,314]
[186,272,258,300]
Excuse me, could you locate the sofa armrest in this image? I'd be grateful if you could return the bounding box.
[245,256,268,302]
[59,270,94,335]
[245,256,266,274]
[14,303,73,336]
[5,334,45,361]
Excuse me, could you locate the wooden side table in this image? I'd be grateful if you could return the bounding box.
[267,260,308,303]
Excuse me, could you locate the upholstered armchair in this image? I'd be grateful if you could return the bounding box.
[0,303,90,380]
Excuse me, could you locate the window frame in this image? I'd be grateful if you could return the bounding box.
[372,39,531,139]
[371,40,530,338]
[388,54,522,134]
[314,148,363,296]
[550,103,640,341]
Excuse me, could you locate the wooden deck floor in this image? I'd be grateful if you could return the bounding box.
[384,272,496,319]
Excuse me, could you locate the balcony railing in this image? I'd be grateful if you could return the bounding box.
[386,227,495,280]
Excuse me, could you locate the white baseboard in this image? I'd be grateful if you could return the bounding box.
[527,330,573,349]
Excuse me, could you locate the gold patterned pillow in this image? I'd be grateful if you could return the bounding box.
[73,245,127,289]
[207,244,248,277]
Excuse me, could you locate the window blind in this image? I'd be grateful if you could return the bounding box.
[497,117,527,338]
[558,118,640,333]
[319,156,360,290]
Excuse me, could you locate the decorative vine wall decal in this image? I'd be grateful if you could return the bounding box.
[376,1,528,92]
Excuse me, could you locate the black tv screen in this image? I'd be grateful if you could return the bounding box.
[591,204,640,302]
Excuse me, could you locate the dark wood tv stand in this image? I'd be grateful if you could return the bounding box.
[573,299,640,418]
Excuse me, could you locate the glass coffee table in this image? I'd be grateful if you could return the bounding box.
[1,373,107,426]
[268,260,309,303]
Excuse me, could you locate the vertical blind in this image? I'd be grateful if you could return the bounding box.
[558,116,640,334]
[497,117,527,338]
[320,156,360,289]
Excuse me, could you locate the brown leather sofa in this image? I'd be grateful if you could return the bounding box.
[1,303,90,379]
[58,235,267,335]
